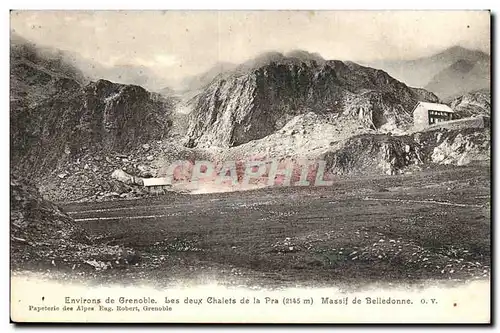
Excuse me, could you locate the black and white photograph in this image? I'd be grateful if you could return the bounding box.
[9,10,491,323]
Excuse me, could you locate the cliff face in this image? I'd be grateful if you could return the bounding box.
[186,53,438,148]
[10,39,176,177]
[450,90,491,118]
[11,78,174,177]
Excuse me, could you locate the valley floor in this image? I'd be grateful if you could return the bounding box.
[11,162,491,289]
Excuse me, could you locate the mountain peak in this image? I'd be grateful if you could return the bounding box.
[449,59,475,73]
[236,50,327,73]
[284,50,325,62]
[432,45,489,62]
[186,55,438,148]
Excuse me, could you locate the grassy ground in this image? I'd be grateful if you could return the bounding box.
[13,162,490,289]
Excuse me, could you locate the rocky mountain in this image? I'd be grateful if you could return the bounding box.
[366,46,490,91]
[10,39,491,201]
[425,59,490,101]
[10,33,88,84]
[12,32,180,92]
[185,51,439,148]
[80,63,167,91]
[450,90,491,118]
[10,38,177,179]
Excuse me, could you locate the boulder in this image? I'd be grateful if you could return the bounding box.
[137,165,156,178]
[111,169,143,186]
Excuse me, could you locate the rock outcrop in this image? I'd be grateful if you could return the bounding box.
[186,51,438,148]
[323,134,418,176]
[322,127,490,176]
[11,174,141,272]
[111,169,144,186]
[11,174,89,268]
[450,90,491,118]
[10,175,88,246]
[430,129,491,166]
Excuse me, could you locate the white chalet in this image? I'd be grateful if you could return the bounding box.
[412,102,454,130]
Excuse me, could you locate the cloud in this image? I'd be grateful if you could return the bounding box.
[154,54,180,67]
[98,54,179,68]
[10,10,490,89]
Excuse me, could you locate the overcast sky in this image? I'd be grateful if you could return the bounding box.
[10,10,490,86]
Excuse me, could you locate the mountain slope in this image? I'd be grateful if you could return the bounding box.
[186,52,438,148]
[11,33,88,84]
[425,59,490,101]
[366,46,490,90]
[10,38,176,178]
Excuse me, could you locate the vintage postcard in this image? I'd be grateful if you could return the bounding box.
[9,10,491,323]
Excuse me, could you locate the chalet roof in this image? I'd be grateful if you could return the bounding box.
[415,101,454,113]
[143,177,171,187]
